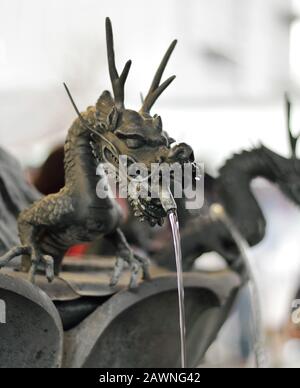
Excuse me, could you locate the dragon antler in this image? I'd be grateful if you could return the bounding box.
[106,17,132,110]
[141,40,177,114]
[285,93,300,158]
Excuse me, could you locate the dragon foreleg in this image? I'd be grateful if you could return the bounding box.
[0,245,31,267]
[107,228,151,288]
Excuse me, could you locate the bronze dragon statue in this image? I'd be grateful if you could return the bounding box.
[0,18,194,288]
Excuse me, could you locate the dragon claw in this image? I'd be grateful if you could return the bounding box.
[110,257,125,287]
[128,258,140,289]
[28,251,39,283]
[135,254,151,281]
[28,253,55,284]
[42,255,55,283]
[110,250,151,289]
[28,261,38,284]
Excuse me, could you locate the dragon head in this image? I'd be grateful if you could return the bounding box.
[262,95,300,207]
[275,95,300,205]
[65,18,194,226]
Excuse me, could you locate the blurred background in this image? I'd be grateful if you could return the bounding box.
[0,0,300,367]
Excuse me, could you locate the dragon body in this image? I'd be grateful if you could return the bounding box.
[0,18,194,287]
[18,111,122,277]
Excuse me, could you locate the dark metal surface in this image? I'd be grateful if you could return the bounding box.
[63,272,240,368]
[0,273,63,368]
[55,296,110,331]
[0,265,240,368]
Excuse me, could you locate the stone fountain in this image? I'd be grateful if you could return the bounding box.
[0,260,240,368]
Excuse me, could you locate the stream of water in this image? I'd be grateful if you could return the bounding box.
[210,203,267,368]
[169,211,187,368]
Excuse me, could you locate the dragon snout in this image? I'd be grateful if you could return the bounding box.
[167,143,194,164]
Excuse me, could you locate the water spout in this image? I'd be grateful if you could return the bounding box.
[169,212,187,368]
[161,186,187,368]
[160,185,177,214]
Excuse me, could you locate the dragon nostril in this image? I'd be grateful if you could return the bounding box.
[157,156,166,163]
[168,143,194,163]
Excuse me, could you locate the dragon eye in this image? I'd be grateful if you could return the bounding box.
[126,138,144,149]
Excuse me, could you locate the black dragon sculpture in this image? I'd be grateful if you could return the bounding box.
[155,95,300,272]
[0,18,194,288]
